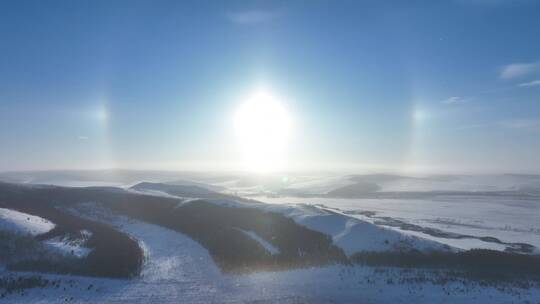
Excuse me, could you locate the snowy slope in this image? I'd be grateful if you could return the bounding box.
[256,195,540,253]
[2,203,539,304]
[44,230,93,258]
[264,204,449,255]
[166,195,451,256]
[0,208,55,236]
[237,228,280,255]
[127,183,453,256]
[197,197,450,255]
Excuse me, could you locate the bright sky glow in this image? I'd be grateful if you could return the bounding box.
[234,90,291,172]
[1,1,540,173]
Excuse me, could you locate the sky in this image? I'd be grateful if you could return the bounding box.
[1,0,540,173]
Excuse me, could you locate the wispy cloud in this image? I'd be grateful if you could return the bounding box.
[500,61,540,79]
[441,96,472,105]
[226,10,278,25]
[518,79,540,87]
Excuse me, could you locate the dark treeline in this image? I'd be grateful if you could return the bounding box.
[0,182,347,274]
[2,181,540,280]
[351,249,540,281]
[0,183,143,278]
[111,199,349,272]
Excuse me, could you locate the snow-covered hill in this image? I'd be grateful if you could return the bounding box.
[0,208,55,236]
[1,180,539,303]
[2,205,539,304]
[273,205,450,255]
[137,185,452,256]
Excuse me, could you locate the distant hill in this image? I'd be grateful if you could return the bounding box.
[131,182,219,198]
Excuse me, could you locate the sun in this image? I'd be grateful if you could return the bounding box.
[234,90,292,172]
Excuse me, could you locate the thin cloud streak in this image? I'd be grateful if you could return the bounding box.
[441,96,472,105]
[500,61,540,79]
[518,79,540,87]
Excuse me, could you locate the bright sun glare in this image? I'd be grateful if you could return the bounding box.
[234,90,291,172]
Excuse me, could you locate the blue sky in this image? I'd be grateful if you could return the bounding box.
[1,0,540,173]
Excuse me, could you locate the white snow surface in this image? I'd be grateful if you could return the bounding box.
[0,208,55,236]
[255,195,540,253]
[265,203,449,255]
[44,230,93,258]
[373,174,540,192]
[237,228,280,255]
[235,174,540,194]
[130,187,452,256]
[277,175,356,194]
[3,204,539,303]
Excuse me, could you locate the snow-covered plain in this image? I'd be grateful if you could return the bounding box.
[230,173,540,254]
[263,203,450,255]
[254,195,540,253]
[132,175,540,254]
[2,173,540,303]
[3,204,539,304]
[136,193,452,256]
[371,174,540,193]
